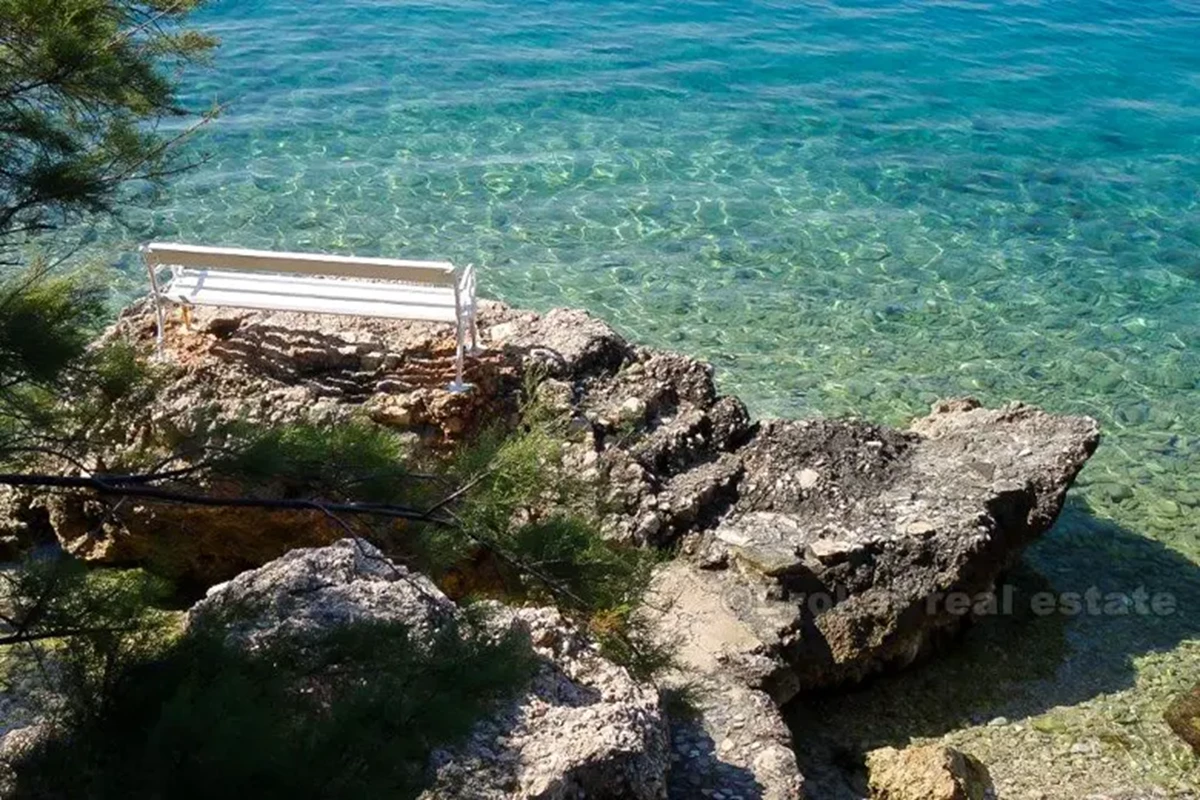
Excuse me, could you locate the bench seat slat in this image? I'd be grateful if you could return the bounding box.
[168,268,458,297]
[167,270,457,305]
[163,271,458,323]
[146,242,457,286]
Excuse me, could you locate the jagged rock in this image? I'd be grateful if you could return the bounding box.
[696,398,1100,691]
[191,540,670,800]
[490,307,633,379]
[188,537,454,646]
[1164,681,1200,755]
[865,744,994,800]
[423,605,668,800]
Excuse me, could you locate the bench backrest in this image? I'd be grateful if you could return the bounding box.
[144,242,458,287]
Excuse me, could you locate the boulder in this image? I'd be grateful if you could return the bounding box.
[487,307,633,379]
[188,537,455,646]
[1164,681,1200,755]
[865,744,994,800]
[422,606,668,800]
[0,724,53,798]
[689,398,1100,693]
[190,540,670,800]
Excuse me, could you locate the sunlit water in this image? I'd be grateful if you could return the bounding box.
[64,0,1200,793]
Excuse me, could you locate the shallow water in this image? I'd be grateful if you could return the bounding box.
[61,0,1200,794]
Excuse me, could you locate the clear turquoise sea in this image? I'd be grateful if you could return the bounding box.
[73,0,1200,791]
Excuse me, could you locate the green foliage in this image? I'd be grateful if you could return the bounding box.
[9,609,534,799]
[226,390,673,682]
[0,558,176,719]
[0,265,106,385]
[0,266,108,448]
[429,400,669,680]
[0,267,192,470]
[0,0,217,247]
[0,0,214,444]
[589,603,676,683]
[660,683,705,722]
[87,338,161,405]
[507,515,654,611]
[214,418,427,504]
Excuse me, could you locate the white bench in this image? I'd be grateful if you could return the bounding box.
[142,242,479,391]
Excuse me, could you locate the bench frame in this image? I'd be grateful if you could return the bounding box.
[142,243,480,392]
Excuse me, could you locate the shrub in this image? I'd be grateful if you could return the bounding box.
[9,609,533,800]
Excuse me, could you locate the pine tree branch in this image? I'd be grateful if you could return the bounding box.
[0,472,452,524]
[0,625,136,647]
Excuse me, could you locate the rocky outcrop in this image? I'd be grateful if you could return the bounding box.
[668,397,1100,695]
[422,605,668,800]
[640,393,1097,800]
[191,540,671,800]
[0,301,1099,798]
[865,744,994,800]
[188,537,455,644]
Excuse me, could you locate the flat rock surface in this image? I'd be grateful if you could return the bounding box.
[647,560,805,800]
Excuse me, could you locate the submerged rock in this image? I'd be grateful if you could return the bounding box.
[1164,681,1200,756]
[865,744,994,800]
[191,540,671,800]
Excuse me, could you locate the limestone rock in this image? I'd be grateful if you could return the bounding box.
[690,399,1100,691]
[0,723,53,797]
[190,540,670,800]
[865,744,994,800]
[187,538,454,648]
[3,302,1098,699]
[495,307,633,379]
[1164,681,1200,755]
[48,492,347,589]
[645,560,806,800]
[423,605,668,800]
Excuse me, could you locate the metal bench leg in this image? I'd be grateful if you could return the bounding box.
[448,314,471,394]
[142,246,167,356]
[468,310,484,354]
[152,302,166,354]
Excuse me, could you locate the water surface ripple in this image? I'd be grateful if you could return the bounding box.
[82,0,1200,794]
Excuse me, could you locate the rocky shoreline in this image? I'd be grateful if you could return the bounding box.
[0,300,1103,798]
